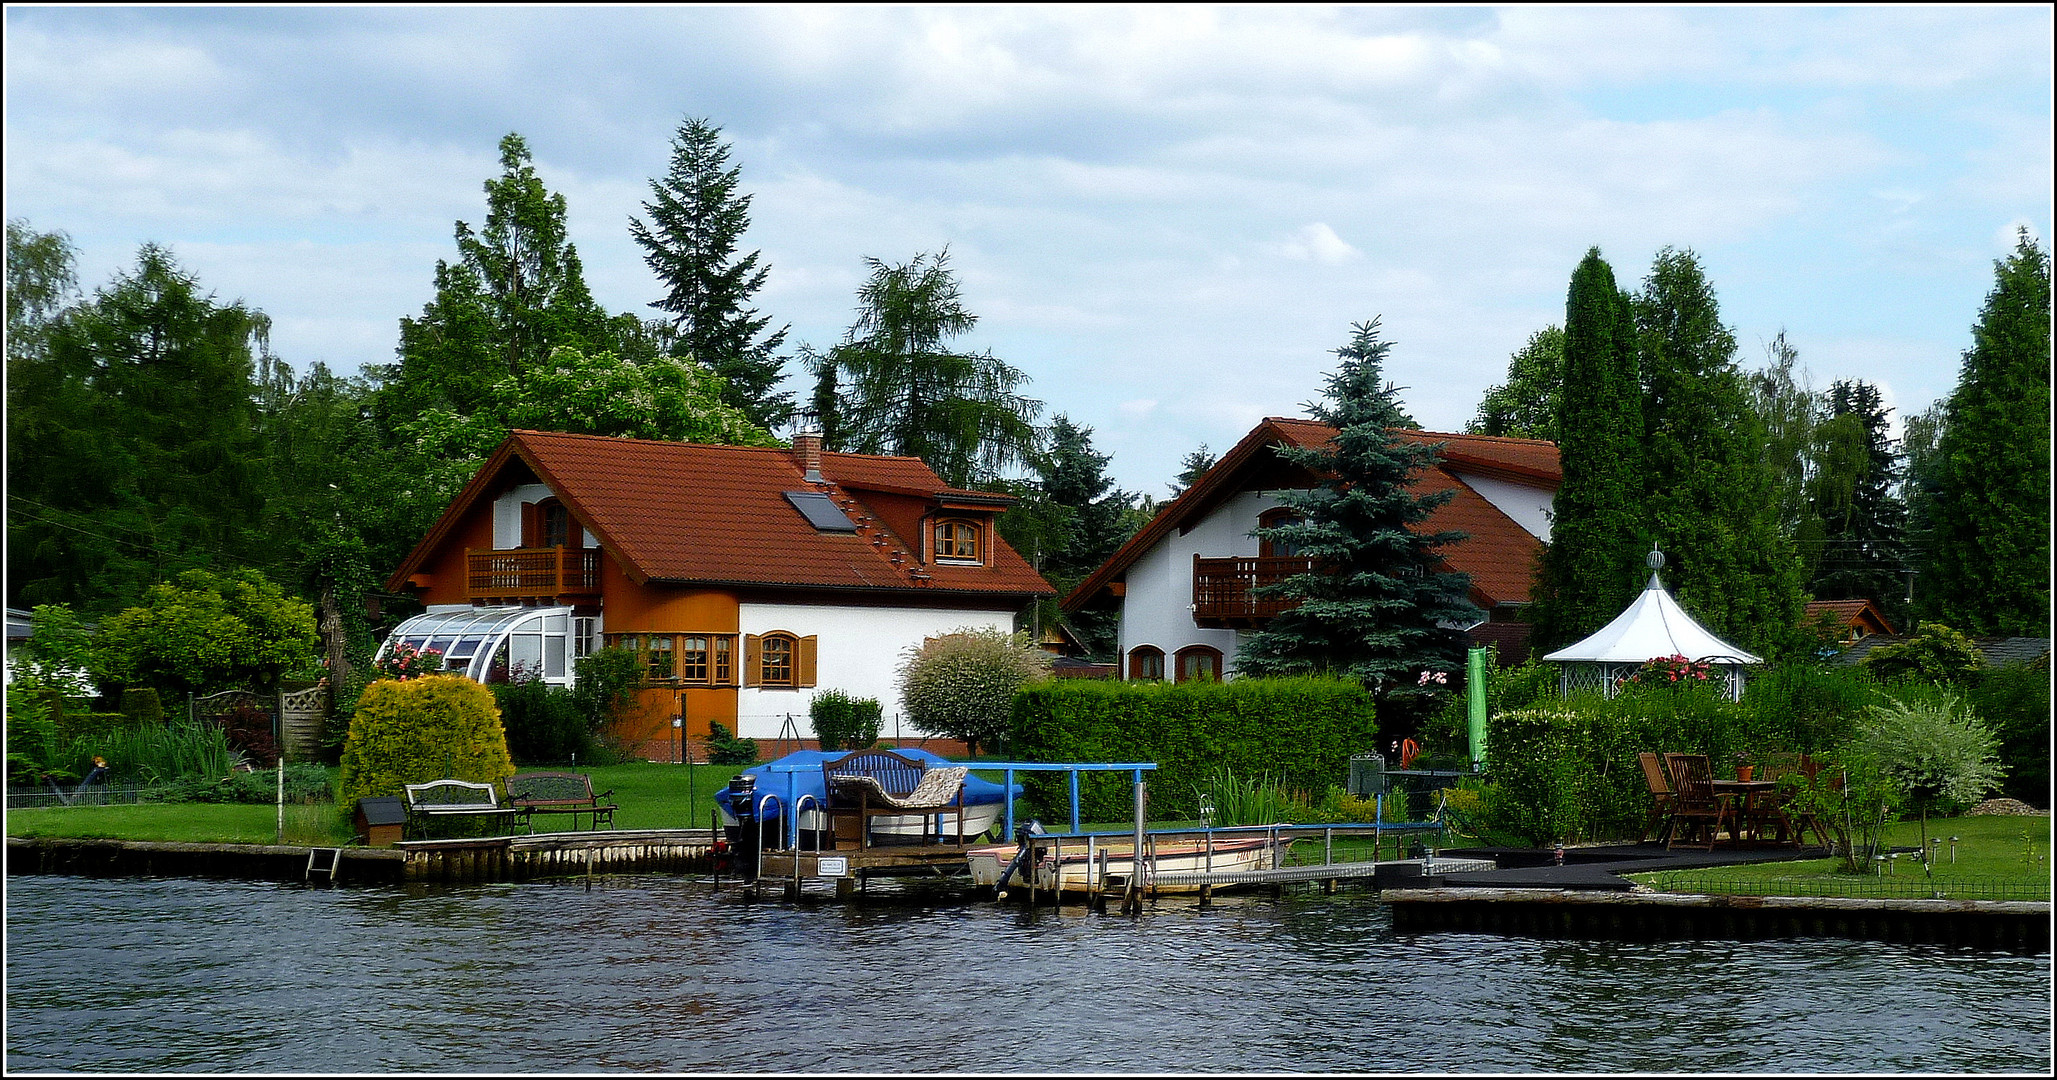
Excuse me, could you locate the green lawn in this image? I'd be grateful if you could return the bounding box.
[5,761,749,845]
[1626,814,2053,901]
[7,802,357,846]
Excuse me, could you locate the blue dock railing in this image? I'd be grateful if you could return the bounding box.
[968,761,1158,839]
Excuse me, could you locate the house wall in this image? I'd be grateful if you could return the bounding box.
[599,565,741,754]
[1118,489,1279,678]
[1449,470,1553,541]
[734,601,1013,740]
[491,483,599,549]
[412,500,498,606]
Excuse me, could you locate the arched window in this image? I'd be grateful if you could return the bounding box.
[1128,645,1165,682]
[744,631,817,688]
[933,519,983,563]
[1258,507,1303,559]
[1175,644,1223,683]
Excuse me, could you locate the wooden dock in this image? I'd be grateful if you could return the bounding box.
[1386,886,2051,952]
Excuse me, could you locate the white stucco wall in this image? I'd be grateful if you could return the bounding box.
[732,602,1013,739]
[1117,489,1281,678]
[1449,470,1553,541]
[491,483,598,549]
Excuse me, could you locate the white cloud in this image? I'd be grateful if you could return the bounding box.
[1274,223,1361,265]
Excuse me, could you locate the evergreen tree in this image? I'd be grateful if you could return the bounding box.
[631,117,793,430]
[1469,325,1565,440]
[1528,248,1645,653]
[9,243,270,614]
[1169,445,1216,496]
[1028,415,1138,657]
[1237,319,1480,704]
[1634,247,1805,656]
[806,250,1044,488]
[1916,230,2051,635]
[1808,379,1911,627]
[379,133,628,432]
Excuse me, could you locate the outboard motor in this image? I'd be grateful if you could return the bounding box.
[994,818,1046,899]
[727,774,760,882]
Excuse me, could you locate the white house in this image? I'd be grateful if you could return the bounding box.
[1063,417,1562,681]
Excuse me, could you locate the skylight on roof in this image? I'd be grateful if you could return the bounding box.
[784,491,859,532]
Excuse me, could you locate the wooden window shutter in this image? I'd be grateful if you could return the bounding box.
[742,634,761,687]
[520,502,540,548]
[797,635,818,687]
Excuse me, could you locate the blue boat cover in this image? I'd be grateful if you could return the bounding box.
[714,748,1020,823]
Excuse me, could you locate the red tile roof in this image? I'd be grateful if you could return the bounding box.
[388,431,1052,599]
[1062,418,1560,612]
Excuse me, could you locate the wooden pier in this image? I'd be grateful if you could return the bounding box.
[7,829,718,886]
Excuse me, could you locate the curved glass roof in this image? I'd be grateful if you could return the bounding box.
[378,606,579,684]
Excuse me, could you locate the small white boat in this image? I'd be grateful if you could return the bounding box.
[967,835,1286,895]
[717,802,1004,842]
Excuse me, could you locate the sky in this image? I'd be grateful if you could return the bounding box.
[5,5,2051,497]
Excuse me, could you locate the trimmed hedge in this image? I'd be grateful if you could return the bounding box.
[1009,677,1378,823]
[337,675,514,808]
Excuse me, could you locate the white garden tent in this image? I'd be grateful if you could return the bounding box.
[1542,552,1760,700]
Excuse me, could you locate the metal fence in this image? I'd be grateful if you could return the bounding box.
[1644,870,2050,903]
[6,785,155,810]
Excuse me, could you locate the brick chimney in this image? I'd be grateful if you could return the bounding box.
[792,430,824,484]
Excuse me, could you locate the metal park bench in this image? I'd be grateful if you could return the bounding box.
[506,771,617,832]
[401,779,529,838]
[820,749,969,850]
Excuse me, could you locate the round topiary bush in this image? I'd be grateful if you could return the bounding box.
[337,675,515,807]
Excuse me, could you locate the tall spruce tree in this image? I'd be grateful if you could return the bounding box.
[1237,319,1479,702]
[1634,247,1804,656]
[1528,248,1645,653]
[1169,444,1217,496]
[1808,379,1910,626]
[631,117,793,430]
[1914,230,2051,635]
[1032,415,1137,657]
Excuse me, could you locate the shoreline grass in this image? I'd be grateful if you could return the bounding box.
[1625,814,2052,901]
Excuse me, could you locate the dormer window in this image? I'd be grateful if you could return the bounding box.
[934,519,983,564]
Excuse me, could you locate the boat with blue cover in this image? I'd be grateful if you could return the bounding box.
[715,748,1022,846]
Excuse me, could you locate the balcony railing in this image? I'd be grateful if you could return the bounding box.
[1192,555,1317,628]
[466,546,602,603]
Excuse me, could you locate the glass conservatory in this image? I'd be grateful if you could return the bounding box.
[375,606,596,686]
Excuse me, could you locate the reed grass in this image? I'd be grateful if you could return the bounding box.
[57,721,237,786]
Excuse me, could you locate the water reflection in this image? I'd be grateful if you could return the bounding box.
[5,875,2048,1073]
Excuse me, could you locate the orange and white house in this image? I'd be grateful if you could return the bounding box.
[380,429,1053,758]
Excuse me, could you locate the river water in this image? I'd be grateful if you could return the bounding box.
[4,874,2049,1074]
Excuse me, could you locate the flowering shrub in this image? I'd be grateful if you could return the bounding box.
[1626,654,1712,688]
[376,643,443,682]
[898,628,1052,754]
[1416,670,1449,688]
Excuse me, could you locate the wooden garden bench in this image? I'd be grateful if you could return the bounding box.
[820,749,969,850]
[506,771,618,832]
[402,779,529,838]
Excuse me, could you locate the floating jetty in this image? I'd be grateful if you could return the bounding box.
[1386,886,2050,953]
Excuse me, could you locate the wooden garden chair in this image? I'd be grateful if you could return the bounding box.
[1638,752,1675,845]
[1662,753,1730,851]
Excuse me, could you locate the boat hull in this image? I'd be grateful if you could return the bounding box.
[967,836,1283,895]
[719,802,1004,842]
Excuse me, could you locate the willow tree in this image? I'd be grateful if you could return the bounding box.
[807,250,1043,488]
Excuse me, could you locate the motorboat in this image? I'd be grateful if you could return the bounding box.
[966,833,1286,895]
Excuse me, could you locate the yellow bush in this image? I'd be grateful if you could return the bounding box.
[337,675,514,807]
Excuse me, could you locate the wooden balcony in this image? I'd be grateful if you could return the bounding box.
[466,546,602,605]
[1192,555,1317,628]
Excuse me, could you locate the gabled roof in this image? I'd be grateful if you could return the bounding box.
[1542,572,1762,665]
[1061,418,1560,612]
[387,430,1052,599]
[1803,599,1896,636]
